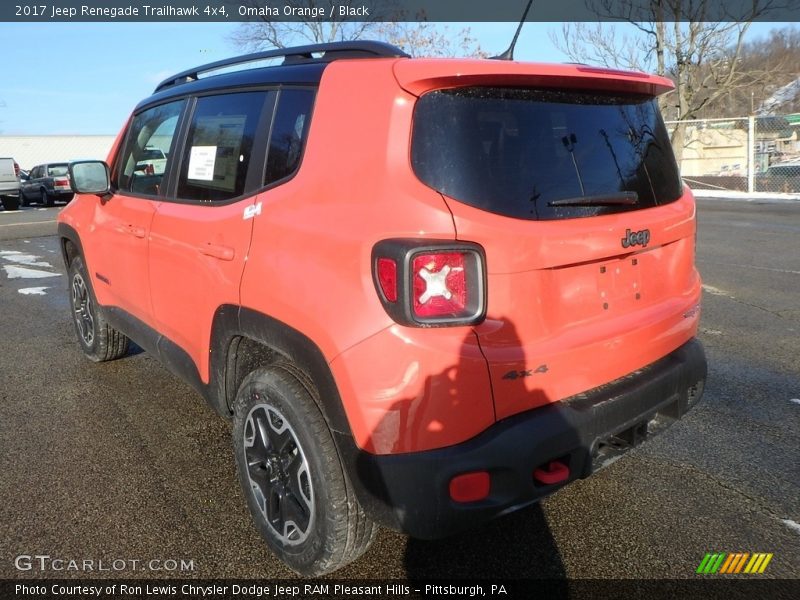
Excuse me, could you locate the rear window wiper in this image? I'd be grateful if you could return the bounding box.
[548,192,639,207]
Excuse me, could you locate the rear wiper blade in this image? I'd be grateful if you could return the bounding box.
[548,192,639,207]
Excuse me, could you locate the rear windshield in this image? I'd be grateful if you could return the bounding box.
[47,164,69,177]
[411,87,682,220]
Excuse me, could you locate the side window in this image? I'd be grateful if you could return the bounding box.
[177,91,268,202]
[264,89,315,186]
[117,100,184,196]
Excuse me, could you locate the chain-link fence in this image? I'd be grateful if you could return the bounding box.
[666,114,800,194]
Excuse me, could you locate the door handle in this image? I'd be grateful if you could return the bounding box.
[198,242,235,261]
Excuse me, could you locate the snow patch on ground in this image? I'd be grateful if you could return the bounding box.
[790,399,800,406]
[782,519,800,535]
[0,251,53,268]
[18,287,49,295]
[702,284,735,299]
[693,189,800,202]
[700,328,723,336]
[2,265,60,279]
[757,77,800,115]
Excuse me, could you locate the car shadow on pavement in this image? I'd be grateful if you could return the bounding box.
[404,502,566,579]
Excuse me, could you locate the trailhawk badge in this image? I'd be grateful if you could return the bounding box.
[621,228,651,248]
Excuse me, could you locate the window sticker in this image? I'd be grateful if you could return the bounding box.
[188,115,246,192]
[187,146,217,181]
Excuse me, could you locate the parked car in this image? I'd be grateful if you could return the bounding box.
[58,41,707,575]
[0,157,21,211]
[134,145,168,175]
[20,163,74,207]
[756,159,800,193]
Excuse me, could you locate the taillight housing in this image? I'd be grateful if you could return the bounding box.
[372,239,486,327]
[13,162,19,176]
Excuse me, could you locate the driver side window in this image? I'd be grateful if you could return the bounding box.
[117,100,184,196]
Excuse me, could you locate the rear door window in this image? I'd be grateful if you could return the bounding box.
[264,88,315,186]
[177,91,270,202]
[411,87,682,220]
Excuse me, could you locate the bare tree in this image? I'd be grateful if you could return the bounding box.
[229,0,484,57]
[550,0,776,162]
[707,26,800,116]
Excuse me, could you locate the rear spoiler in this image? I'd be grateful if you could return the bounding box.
[393,59,674,97]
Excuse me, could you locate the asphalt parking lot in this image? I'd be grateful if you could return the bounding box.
[0,199,798,583]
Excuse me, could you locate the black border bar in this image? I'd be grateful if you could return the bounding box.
[3,1,800,23]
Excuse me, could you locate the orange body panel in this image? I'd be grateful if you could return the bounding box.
[76,194,157,321]
[329,326,494,454]
[148,200,254,382]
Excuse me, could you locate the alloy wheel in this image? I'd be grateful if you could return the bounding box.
[243,402,314,545]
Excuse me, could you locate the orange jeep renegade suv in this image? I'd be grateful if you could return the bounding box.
[58,41,707,575]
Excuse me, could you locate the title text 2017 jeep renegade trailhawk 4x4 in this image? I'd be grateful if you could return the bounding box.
[58,42,707,575]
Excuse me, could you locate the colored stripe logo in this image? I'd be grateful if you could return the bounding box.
[696,552,773,574]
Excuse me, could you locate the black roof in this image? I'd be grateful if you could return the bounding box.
[138,63,328,110]
[138,41,408,110]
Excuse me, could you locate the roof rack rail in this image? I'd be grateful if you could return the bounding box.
[154,40,409,93]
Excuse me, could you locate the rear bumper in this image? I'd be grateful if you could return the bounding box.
[338,338,706,539]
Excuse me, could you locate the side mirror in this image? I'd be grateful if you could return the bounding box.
[69,160,110,195]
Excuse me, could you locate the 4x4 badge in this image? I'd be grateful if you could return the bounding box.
[621,228,650,248]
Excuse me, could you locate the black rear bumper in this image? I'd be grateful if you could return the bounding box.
[336,338,707,539]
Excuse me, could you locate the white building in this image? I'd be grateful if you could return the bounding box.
[0,135,116,170]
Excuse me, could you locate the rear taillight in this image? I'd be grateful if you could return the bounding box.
[372,240,486,327]
[54,178,69,187]
[13,162,19,176]
[412,252,467,319]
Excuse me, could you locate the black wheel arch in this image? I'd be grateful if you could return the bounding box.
[58,222,84,270]
[210,306,351,436]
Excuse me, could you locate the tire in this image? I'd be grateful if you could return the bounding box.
[1,195,20,211]
[232,366,377,576]
[41,188,54,207]
[68,255,130,362]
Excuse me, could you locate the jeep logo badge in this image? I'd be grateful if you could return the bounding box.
[621,228,651,248]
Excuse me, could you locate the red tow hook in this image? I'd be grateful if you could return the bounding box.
[533,460,570,485]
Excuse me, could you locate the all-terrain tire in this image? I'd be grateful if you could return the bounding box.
[1,196,20,211]
[67,255,130,362]
[232,365,377,576]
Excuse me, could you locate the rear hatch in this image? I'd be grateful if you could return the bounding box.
[400,62,702,420]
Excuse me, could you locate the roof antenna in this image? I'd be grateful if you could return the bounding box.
[491,0,534,61]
